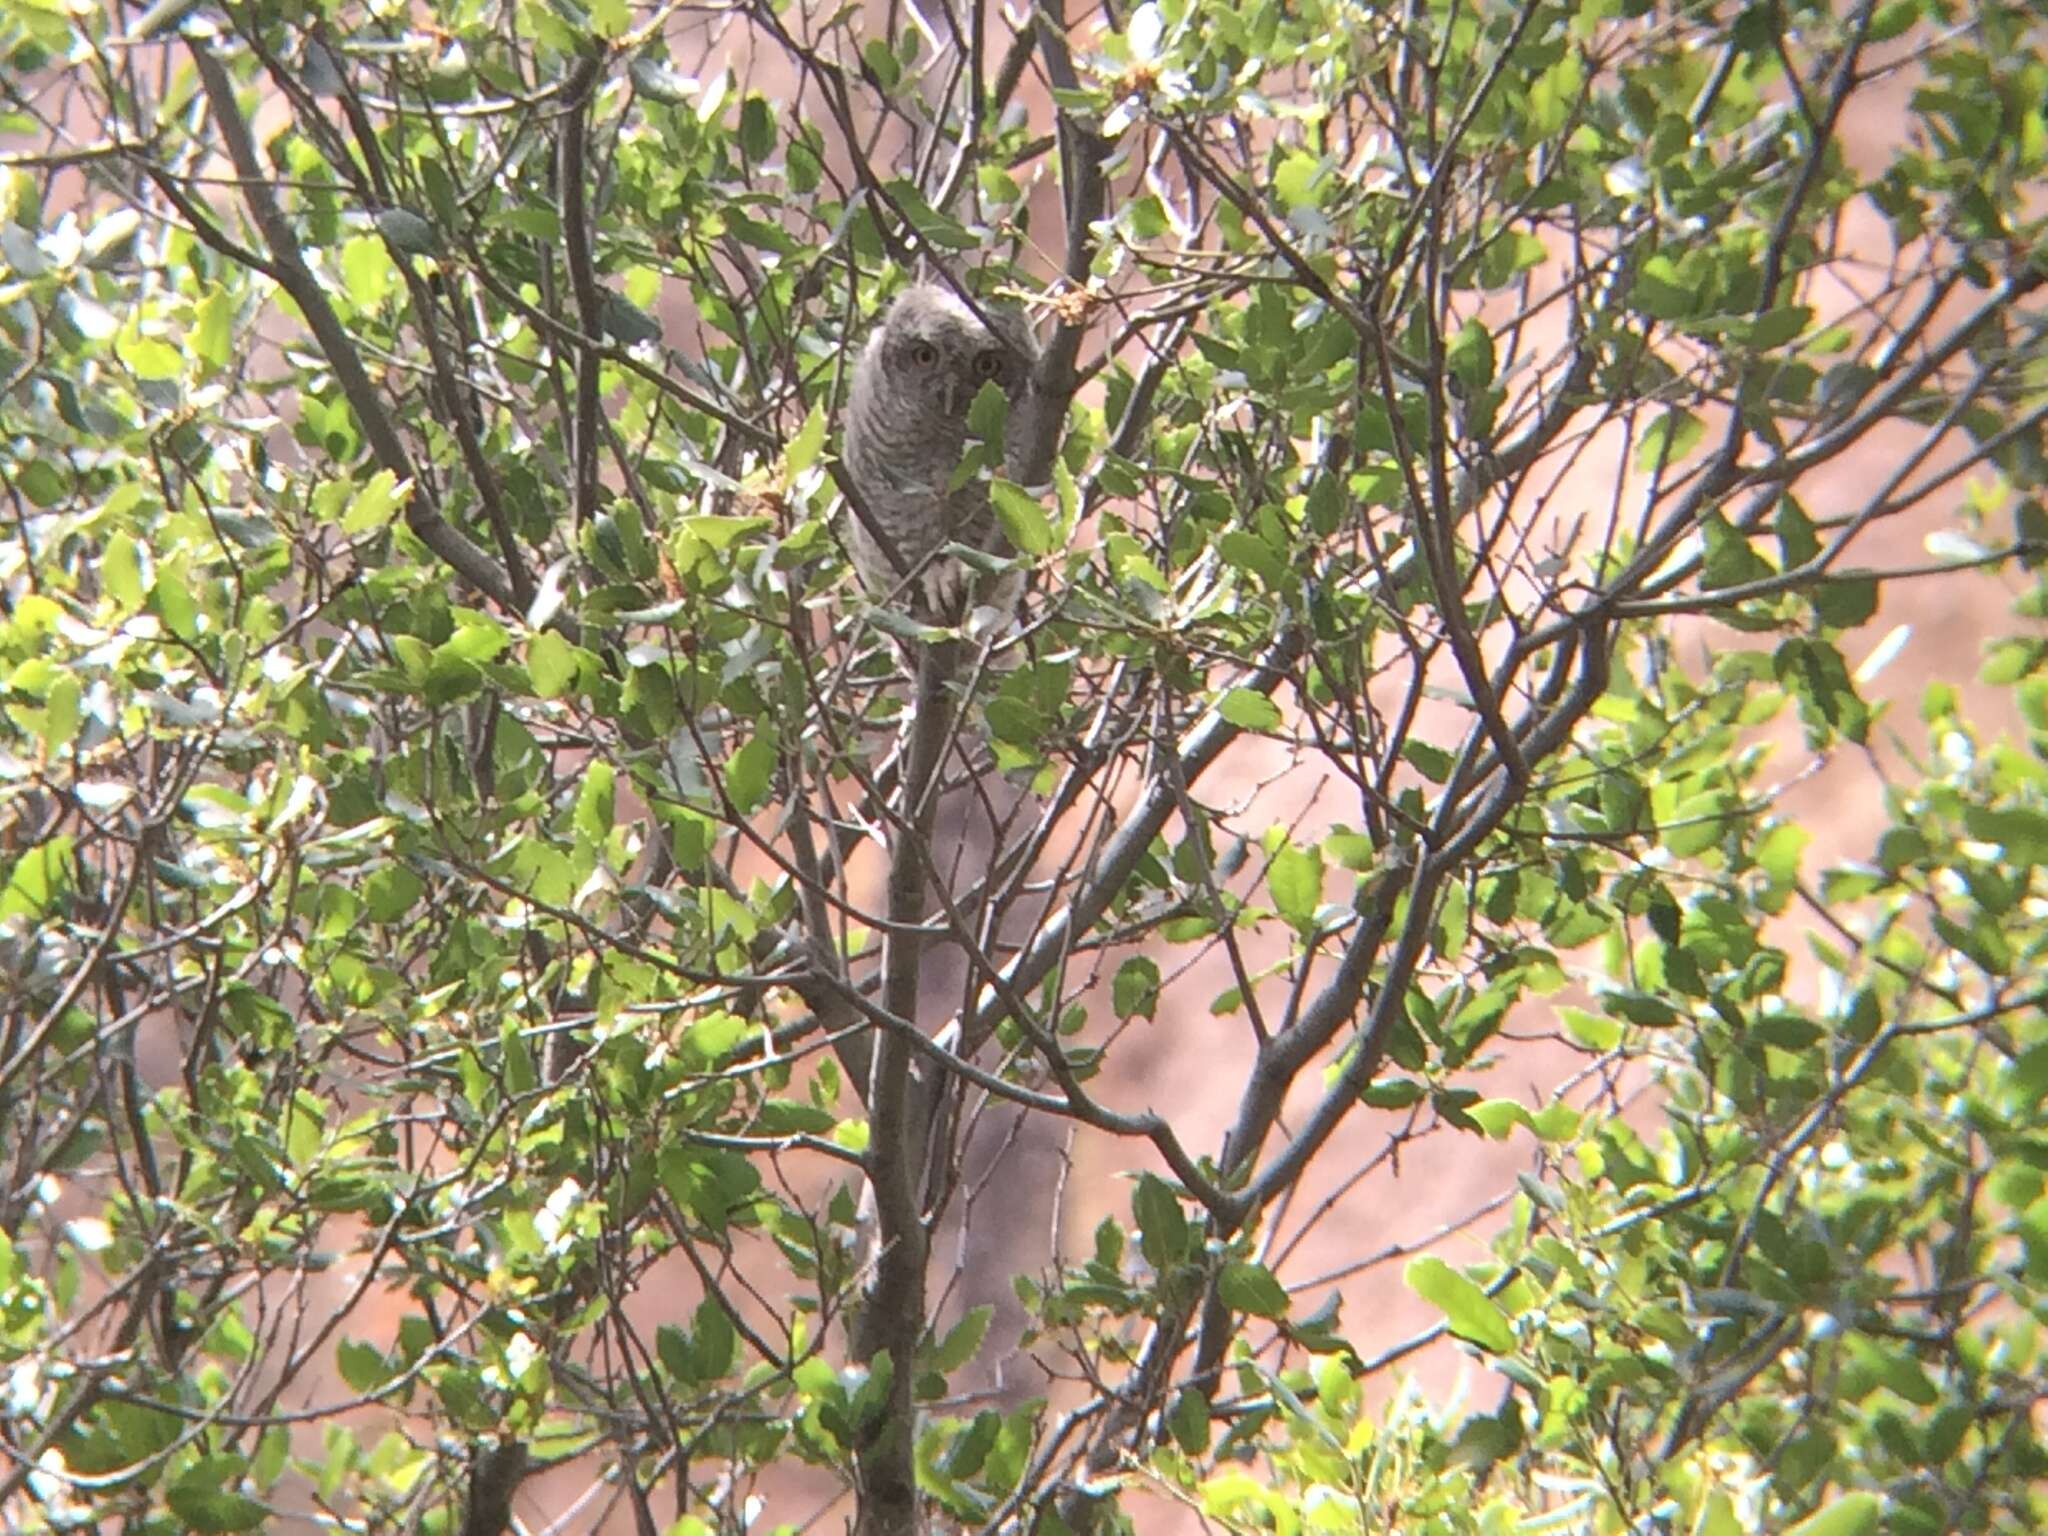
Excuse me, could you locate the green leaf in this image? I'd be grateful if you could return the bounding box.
[658,1145,762,1234]
[340,234,396,310]
[1273,151,1325,209]
[1746,304,1813,349]
[1775,637,1868,743]
[1133,1173,1189,1270]
[943,1409,1004,1478]
[1219,528,1287,587]
[1167,1388,1212,1454]
[15,459,65,507]
[336,1338,392,1393]
[1122,191,1169,238]
[968,378,1015,444]
[37,673,80,751]
[738,93,776,159]
[193,284,233,369]
[575,760,616,842]
[928,1304,992,1373]
[991,479,1053,557]
[1782,1493,1880,1536]
[1479,229,1549,288]
[212,513,277,550]
[1268,840,1323,932]
[678,515,772,551]
[1814,574,1877,628]
[1359,1077,1426,1108]
[1524,49,1582,136]
[1630,256,1700,321]
[879,178,978,250]
[1326,827,1376,870]
[1776,496,1820,566]
[1528,1103,1582,1141]
[786,401,827,478]
[753,1099,836,1134]
[1559,1006,1622,1051]
[168,1460,268,1533]
[691,1295,736,1378]
[1601,988,1682,1026]
[1465,1100,1529,1139]
[657,1323,694,1382]
[1446,320,1494,391]
[1403,739,1453,782]
[684,1011,748,1064]
[1104,531,1167,591]
[1404,1257,1514,1352]
[725,732,777,815]
[363,864,423,923]
[1112,955,1161,1019]
[116,329,183,380]
[152,568,199,639]
[1845,1335,1937,1405]
[1963,806,2048,865]
[1217,1261,1290,1319]
[1218,688,1283,732]
[340,470,411,533]
[1699,512,1775,591]
[527,630,579,698]
[443,617,509,665]
[1,835,72,919]
[1636,409,1704,474]
[102,531,145,609]
[252,1424,289,1488]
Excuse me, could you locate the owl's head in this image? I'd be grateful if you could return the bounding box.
[874,284,1033,420]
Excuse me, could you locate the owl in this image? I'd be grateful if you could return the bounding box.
[842,283,1038,627]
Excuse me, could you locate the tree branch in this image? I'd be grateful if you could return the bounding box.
[557,49,609,531]
[184,38,521,612]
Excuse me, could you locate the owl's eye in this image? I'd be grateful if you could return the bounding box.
[908,340,940,368]
[971,349,1005,381]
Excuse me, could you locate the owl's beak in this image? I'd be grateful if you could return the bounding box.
[941,378,962,416]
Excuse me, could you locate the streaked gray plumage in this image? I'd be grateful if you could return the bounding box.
[842,283,1037,624]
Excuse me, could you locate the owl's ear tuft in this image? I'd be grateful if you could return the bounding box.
[983,302,1041,372]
